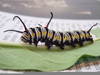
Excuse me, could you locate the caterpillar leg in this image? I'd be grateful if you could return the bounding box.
[34,42,38,47]
[90,39,93,42]
[48,45,52,49]
[71,44,76,47]
[46,44,52,49]
[45,42,52,49]
[60,46,64,50]
[86,38,93,42]
[55,44,64,50]
[59,44,65,50]
[79,41,83,46]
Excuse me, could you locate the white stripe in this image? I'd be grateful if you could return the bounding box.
[28,28,34,42]
[47,29,53,40]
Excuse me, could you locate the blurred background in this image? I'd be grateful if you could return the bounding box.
[0,0,100,19]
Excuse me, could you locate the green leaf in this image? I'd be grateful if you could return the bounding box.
[91,28,100,38]
[0,40,100,72]
[0,28,100,72]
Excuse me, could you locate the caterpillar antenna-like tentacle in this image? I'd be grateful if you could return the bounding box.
[46,12,53,28]
[87,23,98,33]
[13,16,29,32]
[4,30,23,33]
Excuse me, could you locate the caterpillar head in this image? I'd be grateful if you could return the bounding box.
[21,31,32,44]
[4,16,32,45]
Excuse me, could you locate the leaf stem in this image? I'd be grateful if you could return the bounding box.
[94,37,100,42]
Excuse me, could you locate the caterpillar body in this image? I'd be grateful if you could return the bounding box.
[4,12,98,50]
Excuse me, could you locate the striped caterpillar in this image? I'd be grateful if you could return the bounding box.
[4,12,98,50]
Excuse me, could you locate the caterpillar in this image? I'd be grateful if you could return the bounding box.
[4,12,98,50]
